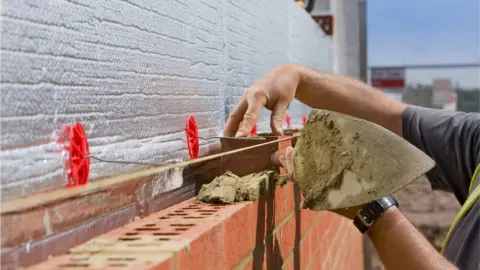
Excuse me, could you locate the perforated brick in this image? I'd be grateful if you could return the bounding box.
[28,253,172,270]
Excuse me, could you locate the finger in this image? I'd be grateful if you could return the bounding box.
[284,146,295,177]
[237,94,266,137]
[271,149,286,166]
[224,98,248,137]
[270,101,289,135]
[278,155,287,168]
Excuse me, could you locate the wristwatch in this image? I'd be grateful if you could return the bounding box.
[353,195,399,233]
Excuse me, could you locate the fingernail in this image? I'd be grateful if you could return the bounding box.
[235,131,246,137]
[276,126,284,135]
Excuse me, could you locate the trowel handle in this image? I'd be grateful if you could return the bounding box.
[271,149,287,166]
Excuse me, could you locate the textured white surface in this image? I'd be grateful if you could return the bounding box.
[1,0,332,200]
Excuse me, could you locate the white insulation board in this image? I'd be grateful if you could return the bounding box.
[0,0,332,200]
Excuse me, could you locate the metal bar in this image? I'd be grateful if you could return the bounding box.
[87,155,168,166]
[369,63,480,70]
[203,136,265,141]
[85,137,265,166]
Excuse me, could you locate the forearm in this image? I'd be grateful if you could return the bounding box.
[293,65,407,136]
[368,206,457,270]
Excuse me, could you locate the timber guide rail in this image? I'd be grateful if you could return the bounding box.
[1,136,297,215]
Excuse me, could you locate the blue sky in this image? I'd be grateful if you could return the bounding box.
[368,0,480,87]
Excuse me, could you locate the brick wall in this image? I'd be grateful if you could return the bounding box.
[0,0,331,200]
[4,132,364,270]
[29,187,363,270]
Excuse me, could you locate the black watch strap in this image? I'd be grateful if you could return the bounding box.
[353,195,399,233]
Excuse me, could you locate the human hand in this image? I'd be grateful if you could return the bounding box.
[224,64,300,137]
[277,146,363,220]
[277,146,296,180]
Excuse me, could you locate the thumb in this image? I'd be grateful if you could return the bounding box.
[278,147,295,177]
[284,146,295,178]
[270,101,289,135]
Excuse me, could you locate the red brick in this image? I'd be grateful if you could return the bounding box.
[277,214,297,259]
[299,231,313,269]
[223,201,261,269]
[282,258,295,270]
[171,201,247,270]
[319,231,335,269]
[323,219,351,270]
[29,253,173,270]
[240,209,318,270]
[338,245,349,270]
[176,223,225,270]
[233,234,284,270]
[312,242,328,270]
[281,211,323,270]
[311,212,329,239]
[300,209,317,236]
[264,234,285,270]
[345,234,363,270]
[345,229,363,270]
[241,260,253,270]
[329,222,352,269]
[276,212,314,264]
[274,182,296,225]
[312,218,341,270]
[308,214,327,254]
[150,256,174,270]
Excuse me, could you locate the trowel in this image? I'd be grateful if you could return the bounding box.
[273,109,435,211]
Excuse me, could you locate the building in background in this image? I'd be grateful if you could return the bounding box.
[432,78,453,107]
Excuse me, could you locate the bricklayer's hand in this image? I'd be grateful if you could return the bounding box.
[223,64,299,137]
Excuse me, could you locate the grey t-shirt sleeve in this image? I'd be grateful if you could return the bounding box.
[402,106,480,204]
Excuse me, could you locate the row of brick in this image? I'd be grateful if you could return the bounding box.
[2,131,294,270]
[27,132,363,269]
[28,182,362,269]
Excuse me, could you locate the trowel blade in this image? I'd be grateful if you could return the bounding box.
[293,109,435,211]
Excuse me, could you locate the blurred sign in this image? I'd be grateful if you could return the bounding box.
[432,78,452,106]
[371,67,405,88]
[443,92,457,112]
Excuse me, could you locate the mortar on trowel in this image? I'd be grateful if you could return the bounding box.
[272,109,435,211]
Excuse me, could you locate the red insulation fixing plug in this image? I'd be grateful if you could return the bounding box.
[185,116,199,159]
[302,114,307,126]
[250,123,257,136]
[285,113,291,129]
[59,122,90,188]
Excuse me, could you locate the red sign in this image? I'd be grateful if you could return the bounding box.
[371,67,405,88]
